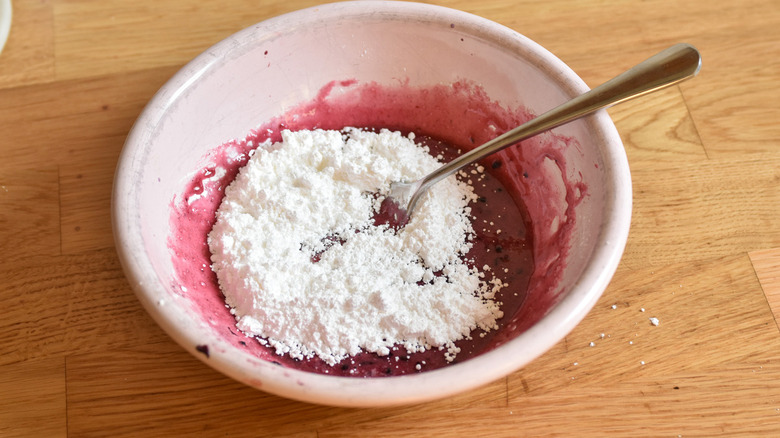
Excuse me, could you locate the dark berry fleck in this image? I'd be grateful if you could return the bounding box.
[523,171,529,178]
[195,344,209,358]
[495,245,503,253]
[492,160,502,169]
[478,196,487,203]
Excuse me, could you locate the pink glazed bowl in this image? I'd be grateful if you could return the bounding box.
[112,1,631,407]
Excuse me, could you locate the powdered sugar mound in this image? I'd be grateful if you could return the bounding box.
[208,128,503,366]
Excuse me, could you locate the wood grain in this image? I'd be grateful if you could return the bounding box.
[0,0,55,89]
[0,165,60,258]
[625,155,780,269]
[0,249,164,367]
[51,0,324,82]
[1,0,780,436]
[0,358,66,438]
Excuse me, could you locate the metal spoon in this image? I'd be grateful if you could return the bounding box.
[387,43,701,221]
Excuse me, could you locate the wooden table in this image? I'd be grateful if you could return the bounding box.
[2,0,779,436]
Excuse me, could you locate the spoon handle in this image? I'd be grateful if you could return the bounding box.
[412,43,701,200]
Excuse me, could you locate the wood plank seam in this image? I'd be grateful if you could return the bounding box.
[748,248,780,333]
[64,355,70,438]
[678,84,709,160]
[756,281,780,333]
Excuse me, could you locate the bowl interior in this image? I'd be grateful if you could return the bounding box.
[114,1,630,407]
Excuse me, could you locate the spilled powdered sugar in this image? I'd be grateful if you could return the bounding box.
[208,128,504,366]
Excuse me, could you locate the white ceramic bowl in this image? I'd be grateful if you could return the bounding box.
[113,1,631,407]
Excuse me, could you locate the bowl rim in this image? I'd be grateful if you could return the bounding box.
[113,0,632,407]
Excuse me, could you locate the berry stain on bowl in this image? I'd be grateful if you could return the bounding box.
[168,80,585,377]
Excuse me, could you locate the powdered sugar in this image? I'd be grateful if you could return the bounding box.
[208,128,504,366]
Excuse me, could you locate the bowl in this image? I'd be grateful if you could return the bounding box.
[112,1,631,407]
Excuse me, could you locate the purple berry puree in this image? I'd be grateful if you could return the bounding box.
[168,79,586,377]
